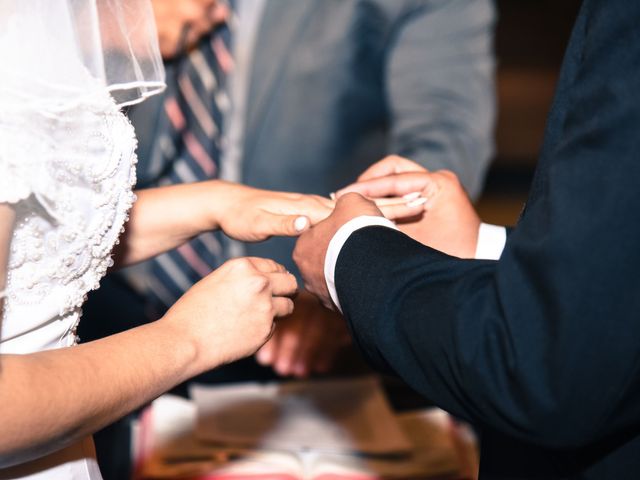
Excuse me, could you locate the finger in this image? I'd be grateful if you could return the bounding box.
[357,155,427,182]
[267,272,298,297]
[337,172,435,199]
[275,196,334,226]
[273,325,305,376]
[256,335,277,366]
[246,257,287,275]
[300,199,334,225]
[256,211,313,238]
[272,296,295,318]
[378,200,427,221]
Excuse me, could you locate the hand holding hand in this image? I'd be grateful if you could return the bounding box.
[294,193,383,309]
[152,0,229,59]
[338,156,481,258]
[161,257,297,373]
[255,291,352,377]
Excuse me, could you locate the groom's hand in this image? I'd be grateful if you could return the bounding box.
[294,193,383,309]
[338,156,481,259]
[256,291,351,377]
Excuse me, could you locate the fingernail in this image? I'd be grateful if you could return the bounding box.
[294,216,309,232]
[406,197,427,208]
[402,192,422,201]
[329,192,337,200]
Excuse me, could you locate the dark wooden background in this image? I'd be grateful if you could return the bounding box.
[478,0,582,224]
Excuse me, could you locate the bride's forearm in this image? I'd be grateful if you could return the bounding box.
[114,180,226,267]
[0,318,199,468]
[113,179,335,268]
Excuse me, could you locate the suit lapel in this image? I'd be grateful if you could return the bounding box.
[244,0,318,161]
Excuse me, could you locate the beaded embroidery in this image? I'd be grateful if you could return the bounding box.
[0,92,137,346]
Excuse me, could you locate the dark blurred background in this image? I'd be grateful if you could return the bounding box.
[476,0,582,225]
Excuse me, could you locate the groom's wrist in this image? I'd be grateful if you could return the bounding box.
[324,215,398,312]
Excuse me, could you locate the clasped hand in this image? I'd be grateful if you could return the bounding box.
[195,179,431,377]
[160,165,478,378]
[293,155,481,310]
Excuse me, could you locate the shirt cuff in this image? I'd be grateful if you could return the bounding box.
[474,223,507,260]
[324,215,398,312]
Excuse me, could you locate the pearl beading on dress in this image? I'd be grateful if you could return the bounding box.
[1,91,138,347]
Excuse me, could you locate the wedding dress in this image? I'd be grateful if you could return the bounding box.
[0,93,137,480]
[0,1,164,478]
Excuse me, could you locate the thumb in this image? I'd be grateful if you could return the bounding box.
[258,213,311,238]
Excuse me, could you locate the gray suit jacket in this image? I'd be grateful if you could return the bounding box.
[241,0,495,271]
[131,0,496,274]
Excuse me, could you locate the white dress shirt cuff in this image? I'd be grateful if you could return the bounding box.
[475,223,507,260]
[324,216,398,312]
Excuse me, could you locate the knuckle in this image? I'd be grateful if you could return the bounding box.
[247,274,270,294]
[339,192,362,203]
[438,169,460,183]
[237,257,257,271]
[288,193,304,202]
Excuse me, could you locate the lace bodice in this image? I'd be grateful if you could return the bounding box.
[0,92,137,354]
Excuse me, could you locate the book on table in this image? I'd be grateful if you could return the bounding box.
[133,376,475,479]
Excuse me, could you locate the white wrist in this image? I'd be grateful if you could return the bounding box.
[475,223,507,260]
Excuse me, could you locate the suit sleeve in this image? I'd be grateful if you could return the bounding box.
[336,0,640,450]
[386,0,496,199]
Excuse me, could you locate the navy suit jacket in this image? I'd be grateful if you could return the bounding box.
[335,0,640,478]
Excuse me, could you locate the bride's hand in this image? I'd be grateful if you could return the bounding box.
[212,181,335,242]
[161,257,298,372]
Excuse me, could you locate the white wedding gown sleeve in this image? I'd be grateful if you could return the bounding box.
[0,89,138,480]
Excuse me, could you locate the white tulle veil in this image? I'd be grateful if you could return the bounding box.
[0,0,165,111]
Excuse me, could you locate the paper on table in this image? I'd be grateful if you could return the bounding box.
[191,377,412,455]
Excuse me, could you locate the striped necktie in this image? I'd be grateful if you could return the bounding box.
[144,23,234,316]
